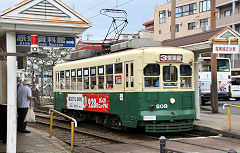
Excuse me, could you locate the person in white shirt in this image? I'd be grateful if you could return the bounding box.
[17,80,32,133]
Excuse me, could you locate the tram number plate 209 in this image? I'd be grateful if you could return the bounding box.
[156,104,168,109]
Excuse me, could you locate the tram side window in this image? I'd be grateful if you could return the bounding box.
[115,63,122,74]
[90,67,96,89]
[131,63,134,87]
[55,72,59,89]
[98,65,104,89]
[77,69,82,90]
[71,69,76,90]
[106,64,113,89]
[163,66,177,87]
[83,68,89,89]
[180,65,192,88]
[65,70,70,90]
[60,71,64,89]
[126,64,129,87]
[144,64,160,88]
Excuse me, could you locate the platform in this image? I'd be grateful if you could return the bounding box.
[1,108,240,152]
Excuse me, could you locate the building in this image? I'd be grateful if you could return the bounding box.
[139,18,154,39]
[154,0,240,67]
[154,0,211,42]
[216,0,240,33]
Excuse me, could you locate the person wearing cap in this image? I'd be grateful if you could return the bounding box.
[17,79,32,133]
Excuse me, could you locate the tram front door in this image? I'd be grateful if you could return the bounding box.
[124,61,136,124]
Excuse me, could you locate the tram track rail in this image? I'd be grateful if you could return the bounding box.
[31,111,237,153]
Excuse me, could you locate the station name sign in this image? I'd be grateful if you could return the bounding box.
[160,54,182,62]
[213,44,239,54]
[16,34,75,48]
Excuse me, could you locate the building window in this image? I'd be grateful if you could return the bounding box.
[159,30,162,34]
[224,10,231,17]
[189,3,197,14]
[159,10,166,23]
[170,24,180,32]
[176,24,179,32]
[188,22,195,30]
[200,0,210,12]
[168,10,171,17]
[200,18,208,27]
[176,3,196,18]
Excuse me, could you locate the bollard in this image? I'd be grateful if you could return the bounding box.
[71,122,74,152]
[50,112,53,137]
[159,136,166,153]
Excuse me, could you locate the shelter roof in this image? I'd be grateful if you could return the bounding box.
[0,0,92,26]
[162,27,225,47]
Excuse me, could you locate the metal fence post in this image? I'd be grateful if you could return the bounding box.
[159,136,166,153]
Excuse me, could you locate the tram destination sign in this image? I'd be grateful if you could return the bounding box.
[160,54,182,62]
[16,34,75,48]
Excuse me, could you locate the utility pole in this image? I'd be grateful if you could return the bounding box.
[210,0,218,113]
[171,0,176,40]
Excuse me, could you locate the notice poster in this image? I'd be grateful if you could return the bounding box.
[66,94,110,113]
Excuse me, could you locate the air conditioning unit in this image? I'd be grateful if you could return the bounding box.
[201,25,210,31]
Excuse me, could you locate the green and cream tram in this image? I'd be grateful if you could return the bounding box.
[53,47,196,133]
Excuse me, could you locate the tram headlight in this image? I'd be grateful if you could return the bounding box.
[169,98,176,104]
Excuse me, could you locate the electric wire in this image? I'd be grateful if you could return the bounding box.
[88,0,135,20]
[80,0,110,14]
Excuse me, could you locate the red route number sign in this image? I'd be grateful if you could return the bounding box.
[160,54,182,62]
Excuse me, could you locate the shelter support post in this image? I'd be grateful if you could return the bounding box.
[194,54,200,119]
[6,31,17,153]
[211,53,218,113]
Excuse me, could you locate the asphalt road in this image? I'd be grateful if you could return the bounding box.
[203,99,240,116]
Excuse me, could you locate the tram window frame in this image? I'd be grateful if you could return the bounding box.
[106,64,113,89]
[83,68,89,90]
[180,65,192,88]
[163,65,178,88]
[130,63,134,87]
[60,71,65,90]
[90,67,97,90]
[77,69,83,90]
[143,64,160,88]
[55,72,59,90]
[98,65,105,89]
[65,70,70,90]
[71,69,76,90]
[115,63,122,74]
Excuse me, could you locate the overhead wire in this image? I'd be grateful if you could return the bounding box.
[80,0,110,14]
[88,0,135,20]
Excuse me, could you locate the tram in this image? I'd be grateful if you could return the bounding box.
[53,47,196,133]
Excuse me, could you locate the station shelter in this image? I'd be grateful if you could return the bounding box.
[0,0,91,152]
[162,26,240,119]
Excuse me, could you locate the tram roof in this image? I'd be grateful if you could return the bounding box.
[54,46,193,70]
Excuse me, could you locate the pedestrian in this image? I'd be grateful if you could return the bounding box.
[17,79,32,133]
[17,77,22,89]
[31,84,40,103]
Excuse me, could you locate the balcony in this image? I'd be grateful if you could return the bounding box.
[217,16,232,27]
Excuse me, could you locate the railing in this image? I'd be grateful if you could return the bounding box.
[223,104,240,131]
[49,108,77,152]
